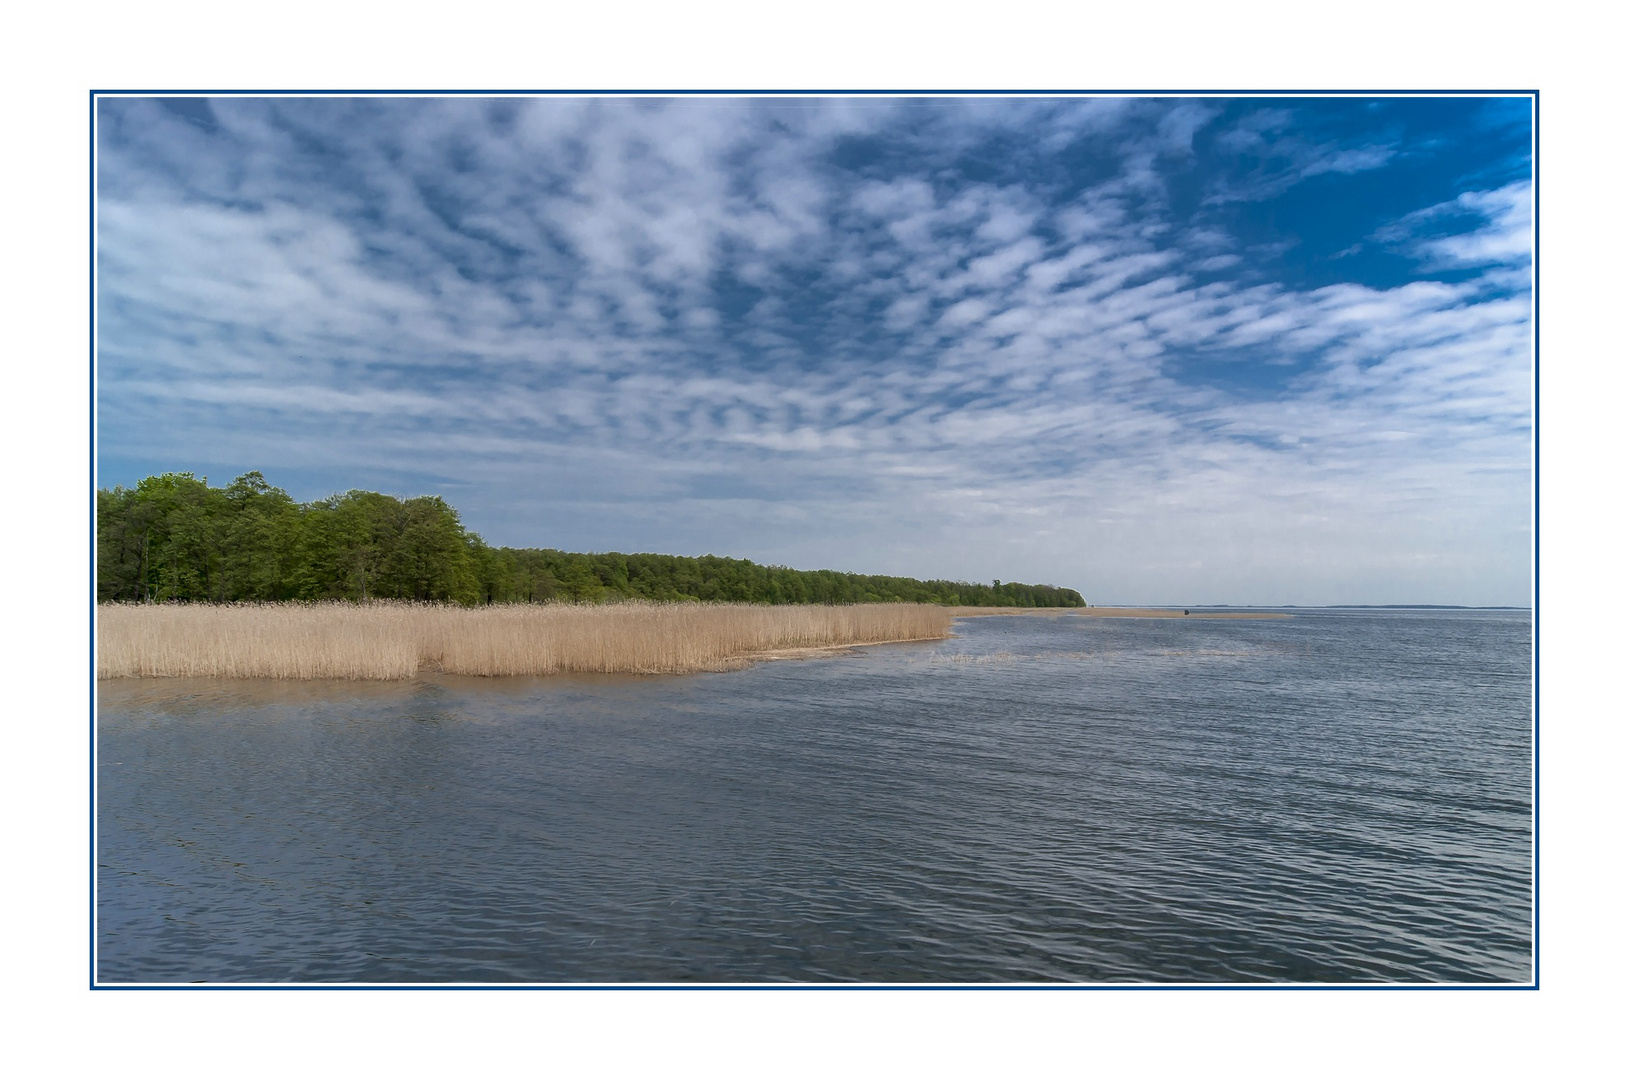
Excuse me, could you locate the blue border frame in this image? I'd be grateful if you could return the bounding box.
[1531,89,1540,992]
[89,89,98,992]
[89,88,1537,990]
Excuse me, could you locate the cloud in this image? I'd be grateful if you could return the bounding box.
[1202,104,1397,204]
[96,96,1534,604]
[1374,180,1533,270]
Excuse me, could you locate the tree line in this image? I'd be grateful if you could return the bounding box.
[97,471,1087,608]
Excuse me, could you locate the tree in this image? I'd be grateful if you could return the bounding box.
[95,470,1088,608]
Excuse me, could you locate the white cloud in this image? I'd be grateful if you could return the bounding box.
[96,97,1533,605]
[1375,180,1533,270]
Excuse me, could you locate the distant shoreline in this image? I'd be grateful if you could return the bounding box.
[950,607,1291,620]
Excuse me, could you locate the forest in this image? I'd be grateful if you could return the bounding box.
[96,471,1087,609]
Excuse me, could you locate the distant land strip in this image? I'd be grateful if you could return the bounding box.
[97,471,1085,609]
[949,607,1290,619]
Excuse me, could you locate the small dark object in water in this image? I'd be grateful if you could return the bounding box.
[1183,609,1190,615]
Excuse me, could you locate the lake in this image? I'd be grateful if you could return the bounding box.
[96,609,1533,983]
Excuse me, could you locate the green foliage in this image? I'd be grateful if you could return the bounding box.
[96,471,1087,608]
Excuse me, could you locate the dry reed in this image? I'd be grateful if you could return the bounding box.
[96,601,954,680]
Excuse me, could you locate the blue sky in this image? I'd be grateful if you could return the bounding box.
[95,95,1532,605]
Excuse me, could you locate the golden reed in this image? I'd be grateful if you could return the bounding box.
[96,601,954,680]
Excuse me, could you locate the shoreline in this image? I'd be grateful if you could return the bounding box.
[948,607,1291,620]
[95,602,1290,682]
[733,633,952,665]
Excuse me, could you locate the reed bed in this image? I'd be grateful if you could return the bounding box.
[96,601,955,680]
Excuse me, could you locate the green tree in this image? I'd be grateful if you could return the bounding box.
[95,470,1088,609]
[218,471,302,600]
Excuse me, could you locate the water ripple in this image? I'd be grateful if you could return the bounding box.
[98,609,1532,983]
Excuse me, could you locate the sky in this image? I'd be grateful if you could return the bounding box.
[95,95,1533,606]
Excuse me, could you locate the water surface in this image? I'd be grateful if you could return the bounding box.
[97,609,1533,983]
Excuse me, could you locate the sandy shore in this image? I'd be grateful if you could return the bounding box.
[947,607,1290,620]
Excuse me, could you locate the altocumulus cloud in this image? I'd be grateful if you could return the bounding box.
[96,96,1533,606]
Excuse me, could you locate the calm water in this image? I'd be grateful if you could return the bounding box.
[96,610,1533,984]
